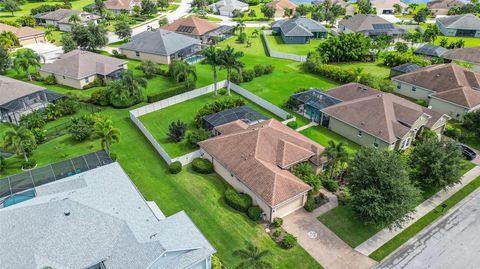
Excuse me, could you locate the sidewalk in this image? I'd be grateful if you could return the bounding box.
[355,164,480,256]
[296,122,318,132]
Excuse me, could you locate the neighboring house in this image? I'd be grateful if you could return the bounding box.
[209,0,249,17]
[39,50,128,89]
[265,0,297,18]
[271,17,328,44]
[105,0,141,14]
[202,105,268,132]
[198,119,325,222]
[120,30,202,64]
[289,83,448,150]
[338,14,406,38]
[436,13,480,38]
[372,0,408,14]
[0,23,46,45]
[161,16,233,43]
[413,44,448,59]
[312,0,355,16]
[0,76,63,124]
[0,153,215,269]
[442,47,480,71]
[428,0,465,16]
[392,63,480,120]
[390,62,422,78]
[35,9,100,32]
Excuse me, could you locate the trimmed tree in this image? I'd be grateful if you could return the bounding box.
[114,20,132,41]
[61,33,78,53]
[13,48,41,81]
[233,241,272,269]
[348,147,421,228]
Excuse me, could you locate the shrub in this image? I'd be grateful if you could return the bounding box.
[0,156,5,173]
[83,77,104,89]
[293,162,314,180]
[167,120,187,142]
[192,158,214,174]
[286,120,298,129]
[112,49,127,59]
[273,217,283,228]
[230,70,243,84]
[253,64,265,77]
[304,195,316,212]
[337,186,351,205]
[109,152,118,161]
[110,95,142,108]
[138,60,158,79]
[247,206,262,221]
[323,178,339,192]
[281,233,297,249]
[225,188,253,212]
[186,129,211,147]
[211,254,221,269]
[21,159,36,170]
[264,64,274,74]
[55,97,78,116]
[194,98,246,128]
[146,85,188,103]
[169,161,182,174]
[242,69,255,82]
[20,111,45,129]
[445,126,462,140]
[272,229,281,238]
[44,74,57,85]
[90,89,111,106]
[68,115,94,141]
[383,51,430,67]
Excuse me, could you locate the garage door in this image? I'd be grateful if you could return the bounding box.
[275,196,304,218]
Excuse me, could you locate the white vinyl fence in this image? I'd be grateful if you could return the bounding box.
[130,81,295,165]
[262,31,307,62]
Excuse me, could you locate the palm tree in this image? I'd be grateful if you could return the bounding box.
[91,119,120,157]
[322,140,348,179]
[236,20,246,34]
[13,48,41,81]
[3,126,36,162]
[352,67,365,83]
[120,70,147,98]
[0,31,19,49]
[68,14,81,24]
[219,45,244,95]
[170,61,197,88]
[202,46,221,95]
[233,241,272,269]
[252,29,260,37]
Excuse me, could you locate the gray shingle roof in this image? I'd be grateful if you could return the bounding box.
[35,9,99,24]
[209,0,248,12]
[391,63,422,73]
[437,13,480,30]
[39,50,127,79]
[0,76,46,105]
[339,14,405,35]
[414,44,448,57]
[0,162,215,269]
[120,30,201,56]
[273,17,327,37]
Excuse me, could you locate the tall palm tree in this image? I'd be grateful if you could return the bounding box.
[170,61,197,88]
[68,14,81,24]
[219,45,244,95]
[202,46,221,95]
[120,70,147,98]
[233,241,272,269]
[13,48,41,81]
[322,140,348,179]
[91,119,120,157]
[252,29,260,37]
[0,31,19,49]
[3,126,36,162]
[236,20,246,34]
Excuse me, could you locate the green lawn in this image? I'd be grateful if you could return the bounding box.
[319,160,476,248]
[166,4,180,11]
[300,126,360,154]
[139,92,281,157]
[332,61,391,79]
[0,0,94,20]
[419,24,480,48]
[265,34,323,56]
[370,174,480,261]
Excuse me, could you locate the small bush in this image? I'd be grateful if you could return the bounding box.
[20,111,45,129]
[55,97,78,116]
[337,186,351,205]
[273,217,283,228]
[169,161,182,174]
[82,78,104,90]
[242,69,255,82]
[253,64,265,77]
[109,152,118,161]
[186,129,211,147]
[44,74,57,85]
[286,120,298,129]
[445,126,462,141]
[272,229,281,238]
[303,195,316,212]
[112,50,127,59]
[192,158,214,174]
[90,88,111,106]
[247,206,262,221]
[264,64,274,74]
[167,120,187,142]
[230,70,243,84]
[281,233,297,249]
[211,254,221,269]
[323,178,339,192]
[68,115,94,141]
[21,159,36,170]
[225,188,253,212]
[31,128,46,144]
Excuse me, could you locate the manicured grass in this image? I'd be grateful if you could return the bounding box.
[419,24,480,48]
[166,4,180,11]
[139,92,281,157]
[300,126,360,154]
[447,121,480,151]
[265,34,323,56]
[332,61,391,79]
[318,160,476,248]
[370,174,480,261]
[0,0,94,18]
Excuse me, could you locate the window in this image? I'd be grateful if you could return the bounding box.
[135,51,140,57]
[85,77,89,83]
[396,84,401,90]
[357,130,363,137]
[412,86,416,91]
[373,138,379,148]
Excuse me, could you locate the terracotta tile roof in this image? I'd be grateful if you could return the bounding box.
[442,47,480,64]
[321,84,446,143]
[266,0,297,17]
[105,0,140,10]
[161,16,221,36]
[393,63,480,93]
[198,119,324,206]
[0,23,44,39]
[432,86,480,108]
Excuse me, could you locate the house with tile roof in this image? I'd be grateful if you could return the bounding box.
[0,161,215,269]
[35,9,100,32]
[209,0,249,17]
[0,76,63,124]
[265,0,297,18]
[120,29,202,64]
[38,50,128,89]
[271,17,328,44]
[104,0,141,14]
[0,23,46,45]
[198,118,325,222]
[303,83,449,150]
[338,14,406,38]
[428,0,465,16]
[312,0,355,15]
[442,47,480,71]
[161,16,232,43]
[437,13,480,37]
[392,63,480,120]
[372,0,408,14]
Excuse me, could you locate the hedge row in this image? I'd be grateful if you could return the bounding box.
[225,188,253,212]
[192,158,214,174]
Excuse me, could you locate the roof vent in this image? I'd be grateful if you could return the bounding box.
[436,74,440,77]
[150,233,158,239]
[64,211,70,216]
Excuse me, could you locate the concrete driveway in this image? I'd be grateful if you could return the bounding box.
[20,43,63,63]
[377,187,480,269]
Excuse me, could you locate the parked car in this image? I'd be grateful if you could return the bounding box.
[459,144,477,160]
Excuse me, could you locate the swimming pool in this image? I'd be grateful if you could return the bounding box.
[184,55,205,65]
[2,189,36,208]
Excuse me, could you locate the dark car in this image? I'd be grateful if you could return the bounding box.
[459,144,477,160]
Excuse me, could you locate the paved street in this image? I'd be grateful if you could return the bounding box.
[378,187,480,269]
